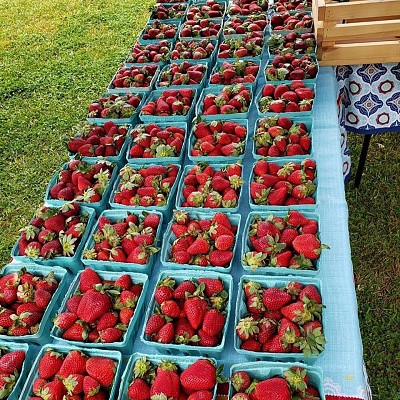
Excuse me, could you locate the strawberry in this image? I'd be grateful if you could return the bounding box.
[53,312,78,330]
[209,250,233,267]
[38,349,64,379]
[299,285,322,303]
[62,321,89,342]
[157,322,175,343]
[77,290,112,323]
[180,359,217,392]
[0,350,25,374]
[231,371,251,392]
[40,379,66,400]
[254,377,291,400]
[202,309,225,337]
[197,278,223,297]
[128,378,150,400]
[292,234,328,260]
[184,296,207,330]
[173,280,197,300]
[86,356,117,388]
[262,288,292,311]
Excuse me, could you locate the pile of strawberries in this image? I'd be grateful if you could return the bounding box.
[186,0,225,20]
[144,274,229,346]
[27,348,118,399]
[167,211,237,267]
[149,3,187,20]
[88,93,142,120]
[0,347,26,397]
[190,119,247,158]
[268,32,316,56]
[201,84,252,115]
[273,0,312,12]
[17,203,90,260]
[110,64,159,90]
[270,11,314,31]
[179,19,222,38]
[228,0,269,16]
[67,121,129,159]
[126,357,219,400]
[218,36,264,59]
[112,164,180,207]
[242,210,327,270]
[254,115,311,157]
[140,20,179,41]
[141,89,195,117]
[53,268,143,343]
[0,267,59,336]
[126,41,171,64]
[129,123,186,159]
[266,54,318,81]
[236,279,326,356]
[49,160,114,204]
[179,162,243,209]
[158,62,206,87]
[223,15,268,36]
[230,366,321,400]
[82,212,160,265]
[209,60,260,85]
[171,39,216,61]
[258,81,315,113]
[250,158,317,207]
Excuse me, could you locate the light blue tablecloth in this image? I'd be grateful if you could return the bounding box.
[131,66,371,400]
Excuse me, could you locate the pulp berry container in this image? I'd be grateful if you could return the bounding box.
[148,3,188,23]
[186,0,227,20]
[175,163,244,214]
[178,18,223,41]
[140,270,233,356]
[68,121,133,167]
[171,39,218,67]
[0,342,31,400]
[268,31,317,57]
[217,37,266,62]
[188,118,249,163]
[50,269,148,354]
[139,88,198,124]
[109,163,182,218]
[80,209,163,274]
[264,54,319,85]
[20,344,123,400]
[44,159,119,215]
[256,81,316,118]
[269,13,314,36]
[235,275,324,362]
[107,64,160,93]
[86,92,146,125]
[156,62,208,91]
[126,121,188,165]
[196,85,254,121]
[0,263,69,345]
[241,210,322,275]
[138,21,181,44]
[248,158,318,211]
[11,205,96,272]
[118,353,219,400]
[161,210,241,273]
[229,361,326,400]
[222,15,269,39]
[125,42,173,68]
[252,115,314,160]
[208,59,261,90]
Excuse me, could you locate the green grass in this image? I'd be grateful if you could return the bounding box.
[0,1,399,398]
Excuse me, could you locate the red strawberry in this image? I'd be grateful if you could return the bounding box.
[209,250,233,267]
[180,359,217,392]
[77,290,112,323]
[83,375,101,397]
[53,312,78,330]
[128,378,150,400]
[38,349,64,379]
[0,350,25,374]
[145,314,166,335]
[41,379,66,400]
[86,356,117,388]
[173,280,197,300]
[184,296,207,330]
[157,321,175,343]
[231,371,251,392]
[79,268,101,292]
[150,361,180,400]
[198,278,223,297]
[202,309,225,337]
[262,287,292,311]
[292,234,328,260]
[254,377,291,400]
[299,285,322,303]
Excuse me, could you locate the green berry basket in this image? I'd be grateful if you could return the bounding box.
[196,84,254,121]
[155,62,208,91]
[44,159,119,215]
[80,209,163,275]
[235,275,325,363]
[175,162,245,214]
[108,163,182,219]
[10,205,96,272]
[126,121,188,165]
[140,270,233,357]
[19,344,123,400]
[86,92,146,125]
[160,210,241,273]
[0,342,31,400]
[241,210,324,275]
[0,263,69,345]
[117,353,219,400]
[248,158,319,212]
[255,81,316,118]
[50,269,148,354]
[67,121,133,168]
[187,118,249,164]
[229,361,325,400]
[139,88,198,124]
[252,115,314,160]
[107,64,161,94]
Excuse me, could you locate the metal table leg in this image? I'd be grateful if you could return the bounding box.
[354,134,372,188]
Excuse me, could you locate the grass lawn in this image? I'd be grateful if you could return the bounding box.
[0,1,399,398]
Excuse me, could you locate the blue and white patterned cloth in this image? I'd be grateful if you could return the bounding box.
[335,63,400,182]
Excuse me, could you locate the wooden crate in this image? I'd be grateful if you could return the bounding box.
[313,0,400,65]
